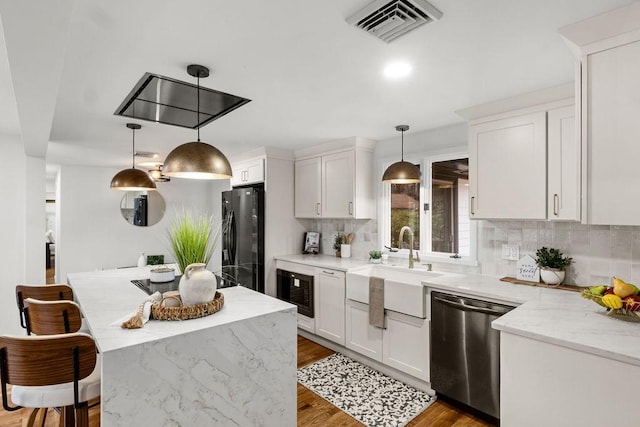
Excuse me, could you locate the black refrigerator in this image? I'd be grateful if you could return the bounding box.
[221,184,265,293]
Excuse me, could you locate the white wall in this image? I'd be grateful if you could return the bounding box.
[57,165,225,282]
[24,155,45,283]
[0,136,27,335]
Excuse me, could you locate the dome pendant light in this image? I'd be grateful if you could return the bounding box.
[162,64,232,180]
[382,125,421,183]
[110,123,157,191]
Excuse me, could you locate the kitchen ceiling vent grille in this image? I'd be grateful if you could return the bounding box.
[346,0,442,43]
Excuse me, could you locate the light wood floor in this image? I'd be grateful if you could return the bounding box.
[1,308,491,426]
[46,267,55,284]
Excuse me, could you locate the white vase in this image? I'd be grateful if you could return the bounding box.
[341,244,351,258]
[540,268,565,286]
[370,258,381,264]
[179,263,217,306]
[137,252,146,267]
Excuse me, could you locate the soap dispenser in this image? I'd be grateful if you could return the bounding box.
[137,252,146,267]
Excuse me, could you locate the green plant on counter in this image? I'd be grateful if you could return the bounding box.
[368,250,382,260]
[168,209,220,274]
[333,233,345,251]
[534,247,572,270]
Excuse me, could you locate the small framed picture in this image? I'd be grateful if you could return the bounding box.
[303,232,320,254]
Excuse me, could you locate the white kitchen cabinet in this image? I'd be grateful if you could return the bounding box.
[560,2,640,225]
[315,268,346,345]
[230,157,264,187]
[322,151,355,218]
[468,112,547,219]
[294,157,322,217]
[459,84,579,221]
[382,310,429,381]
[294,137,375,219]
[345,299,383,361]
[547,105,580,221]
[345,298,429,380]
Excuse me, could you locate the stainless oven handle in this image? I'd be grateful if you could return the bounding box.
[433,295,512,316]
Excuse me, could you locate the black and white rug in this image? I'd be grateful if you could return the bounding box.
[297,353,434,427]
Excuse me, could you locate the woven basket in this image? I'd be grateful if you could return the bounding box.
[151,291,224,321]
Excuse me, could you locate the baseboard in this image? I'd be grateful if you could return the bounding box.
[297,329,435,395]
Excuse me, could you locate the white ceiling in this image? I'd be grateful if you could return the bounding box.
[0,0,632,170]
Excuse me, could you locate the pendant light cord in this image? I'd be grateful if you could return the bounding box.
[131,127,136,169]
[401,129,404,162]
[197,74,201,142]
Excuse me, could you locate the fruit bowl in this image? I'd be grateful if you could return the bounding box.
[581,278,640,322]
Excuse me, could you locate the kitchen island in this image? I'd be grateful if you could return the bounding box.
[68,266,297,427]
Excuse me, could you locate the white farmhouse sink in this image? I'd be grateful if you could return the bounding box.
[345,265,442,318]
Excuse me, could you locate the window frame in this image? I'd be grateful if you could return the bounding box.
[380,151,478,266]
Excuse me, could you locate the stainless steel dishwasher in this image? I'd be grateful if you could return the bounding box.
[430,291,515,420]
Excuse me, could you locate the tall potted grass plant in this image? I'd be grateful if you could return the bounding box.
[168,209,220,275]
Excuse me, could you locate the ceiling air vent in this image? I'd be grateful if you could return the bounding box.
[347,0,442,43]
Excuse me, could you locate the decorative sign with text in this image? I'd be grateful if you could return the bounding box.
[517,255,540,282]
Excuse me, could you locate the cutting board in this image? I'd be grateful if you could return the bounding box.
[500,276,587,293]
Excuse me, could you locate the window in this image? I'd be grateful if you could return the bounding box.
[384,153,474,260]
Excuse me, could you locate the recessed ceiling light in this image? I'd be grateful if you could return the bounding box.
[383,62,412,79]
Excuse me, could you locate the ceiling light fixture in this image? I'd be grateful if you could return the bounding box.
[149,165,170,182]
[383,62,412,79]
[110,123,157,191]
[382,125,421,183]
[162,65,232,180]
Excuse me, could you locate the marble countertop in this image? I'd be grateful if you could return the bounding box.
[68,266,296,354]
[276,253,640,366]
[274,254,370,271]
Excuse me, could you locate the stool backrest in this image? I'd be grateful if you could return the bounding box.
[15,285,74,329]
[0,333,96,387]
[23,299,83,335]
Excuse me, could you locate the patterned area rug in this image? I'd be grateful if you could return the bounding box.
[297,353,434,427]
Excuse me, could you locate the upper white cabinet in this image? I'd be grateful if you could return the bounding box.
[294,157,322,217]
[468,112,547,220]
[458,84,580,221]
[294,137,375,219]
[547,105,579,220]
[561,3,640,225]
[230,157,264,187]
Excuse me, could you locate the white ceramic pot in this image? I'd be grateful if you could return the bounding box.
[370,258,382,264]
[540,268,565,286]
[150,267,175,283]
[341,244,351,258]
[179,263,217,306]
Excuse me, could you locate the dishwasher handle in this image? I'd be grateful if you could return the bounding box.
[432,294,513,316]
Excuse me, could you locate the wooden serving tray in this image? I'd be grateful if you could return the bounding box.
[500,276,587,293]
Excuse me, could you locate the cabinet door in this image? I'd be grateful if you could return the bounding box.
[382,310,429,381]
[469,112,547,219]
[345,299,383,361]
[548,106,580,221]
[230,158,265,187]
[316,269,345,345]
[294,157,322,218]
[586,40,640,225]
[322,151,354,218]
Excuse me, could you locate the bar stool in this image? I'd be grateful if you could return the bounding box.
[0,333,101,427]
[15,285,74,329]
[23,299,84,336]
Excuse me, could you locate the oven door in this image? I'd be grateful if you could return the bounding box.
[276,269,314,318]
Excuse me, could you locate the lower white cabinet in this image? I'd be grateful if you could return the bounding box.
[382,310,429,381]
[345,299,429,381]
[316,269,346,346]
[345,299,383,361]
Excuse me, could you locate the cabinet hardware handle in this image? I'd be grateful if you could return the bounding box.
[553,194,559,216]
[322,270,335,275]
[471,196,475,215]
[348,202,353,216]
[316,203,321,216]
